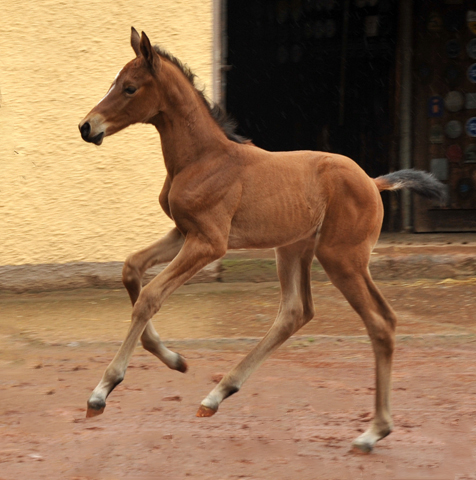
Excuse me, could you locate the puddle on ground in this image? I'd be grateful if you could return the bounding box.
[0,280,474,345]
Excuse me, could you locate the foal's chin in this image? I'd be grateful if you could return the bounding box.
[79,130,105,146]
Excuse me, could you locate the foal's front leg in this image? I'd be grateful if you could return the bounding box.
[122,227,184,304]
[122,228,187,372]
[86,235,223,417]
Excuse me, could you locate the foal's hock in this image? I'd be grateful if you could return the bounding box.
[79,28,446,453]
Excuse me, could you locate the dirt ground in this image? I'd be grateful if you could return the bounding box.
[1,279,476,480]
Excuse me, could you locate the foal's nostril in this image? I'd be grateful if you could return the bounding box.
[80,122,91,140]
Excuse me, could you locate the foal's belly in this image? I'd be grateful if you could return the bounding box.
[227,197,322,250]
[227,225,319,250]
[225,150,329,250]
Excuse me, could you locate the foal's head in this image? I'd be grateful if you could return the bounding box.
[79,28,164,145]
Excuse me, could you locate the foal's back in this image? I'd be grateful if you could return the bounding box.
[227,144,382,251]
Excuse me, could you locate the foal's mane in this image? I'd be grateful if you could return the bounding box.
[153,45,249,144]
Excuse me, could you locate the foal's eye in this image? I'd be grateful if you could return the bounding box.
[124,86,137,95]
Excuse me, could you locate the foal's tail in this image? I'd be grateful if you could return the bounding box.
[373,169,447,204]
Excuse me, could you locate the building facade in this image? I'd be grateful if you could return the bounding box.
[1,0,212,267]
[1,0,475,273]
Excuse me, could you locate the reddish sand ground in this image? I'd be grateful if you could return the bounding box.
[1,279,475,479]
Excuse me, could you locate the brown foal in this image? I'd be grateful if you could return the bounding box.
[79,28,446,452]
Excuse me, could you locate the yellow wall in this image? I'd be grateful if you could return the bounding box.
[0,0,213,265]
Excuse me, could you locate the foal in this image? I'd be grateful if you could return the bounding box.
[79,28,446,453]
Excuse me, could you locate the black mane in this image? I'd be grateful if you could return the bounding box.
[153,45,249,144]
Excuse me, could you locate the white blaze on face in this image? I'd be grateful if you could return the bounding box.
[95,67,123,107]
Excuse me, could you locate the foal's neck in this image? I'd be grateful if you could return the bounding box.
[150,61,228,177]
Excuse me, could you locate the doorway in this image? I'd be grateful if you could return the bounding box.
[224,0,399,226]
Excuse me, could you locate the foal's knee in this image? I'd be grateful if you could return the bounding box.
[376,329,395,357]
[132,285,160,323]
[277,302,307,335]
[122,255,141,290]
[368,317,395,357]
[141,330,159,353]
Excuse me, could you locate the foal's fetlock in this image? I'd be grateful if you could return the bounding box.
[223,385,240,400]
[171,353,188,373]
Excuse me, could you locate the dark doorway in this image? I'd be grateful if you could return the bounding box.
[225,0,399,182]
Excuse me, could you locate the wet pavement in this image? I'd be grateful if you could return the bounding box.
[1,278,476,479]
[1,279,475,351]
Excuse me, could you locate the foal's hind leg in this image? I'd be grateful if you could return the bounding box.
[316,242,397,453]
[122,227,187,371]
[197,237,315,416]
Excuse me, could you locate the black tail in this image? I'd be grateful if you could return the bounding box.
[374,169,447,204]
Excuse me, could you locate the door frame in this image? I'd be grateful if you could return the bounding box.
[212,0,226,107]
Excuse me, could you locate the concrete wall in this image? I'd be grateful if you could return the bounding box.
[1,0,213,266]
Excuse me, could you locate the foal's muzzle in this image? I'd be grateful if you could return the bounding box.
[79,122,105,145]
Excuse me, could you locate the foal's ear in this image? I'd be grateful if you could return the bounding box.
[131,27,141,57]
[140,31,160,71]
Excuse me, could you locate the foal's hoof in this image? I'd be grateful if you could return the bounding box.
[86,398,106,418]
[196,405,217,417]
[86,405,105,418]
[351,438,374,454]
[351,426,392,453]
[175,354,188,374]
